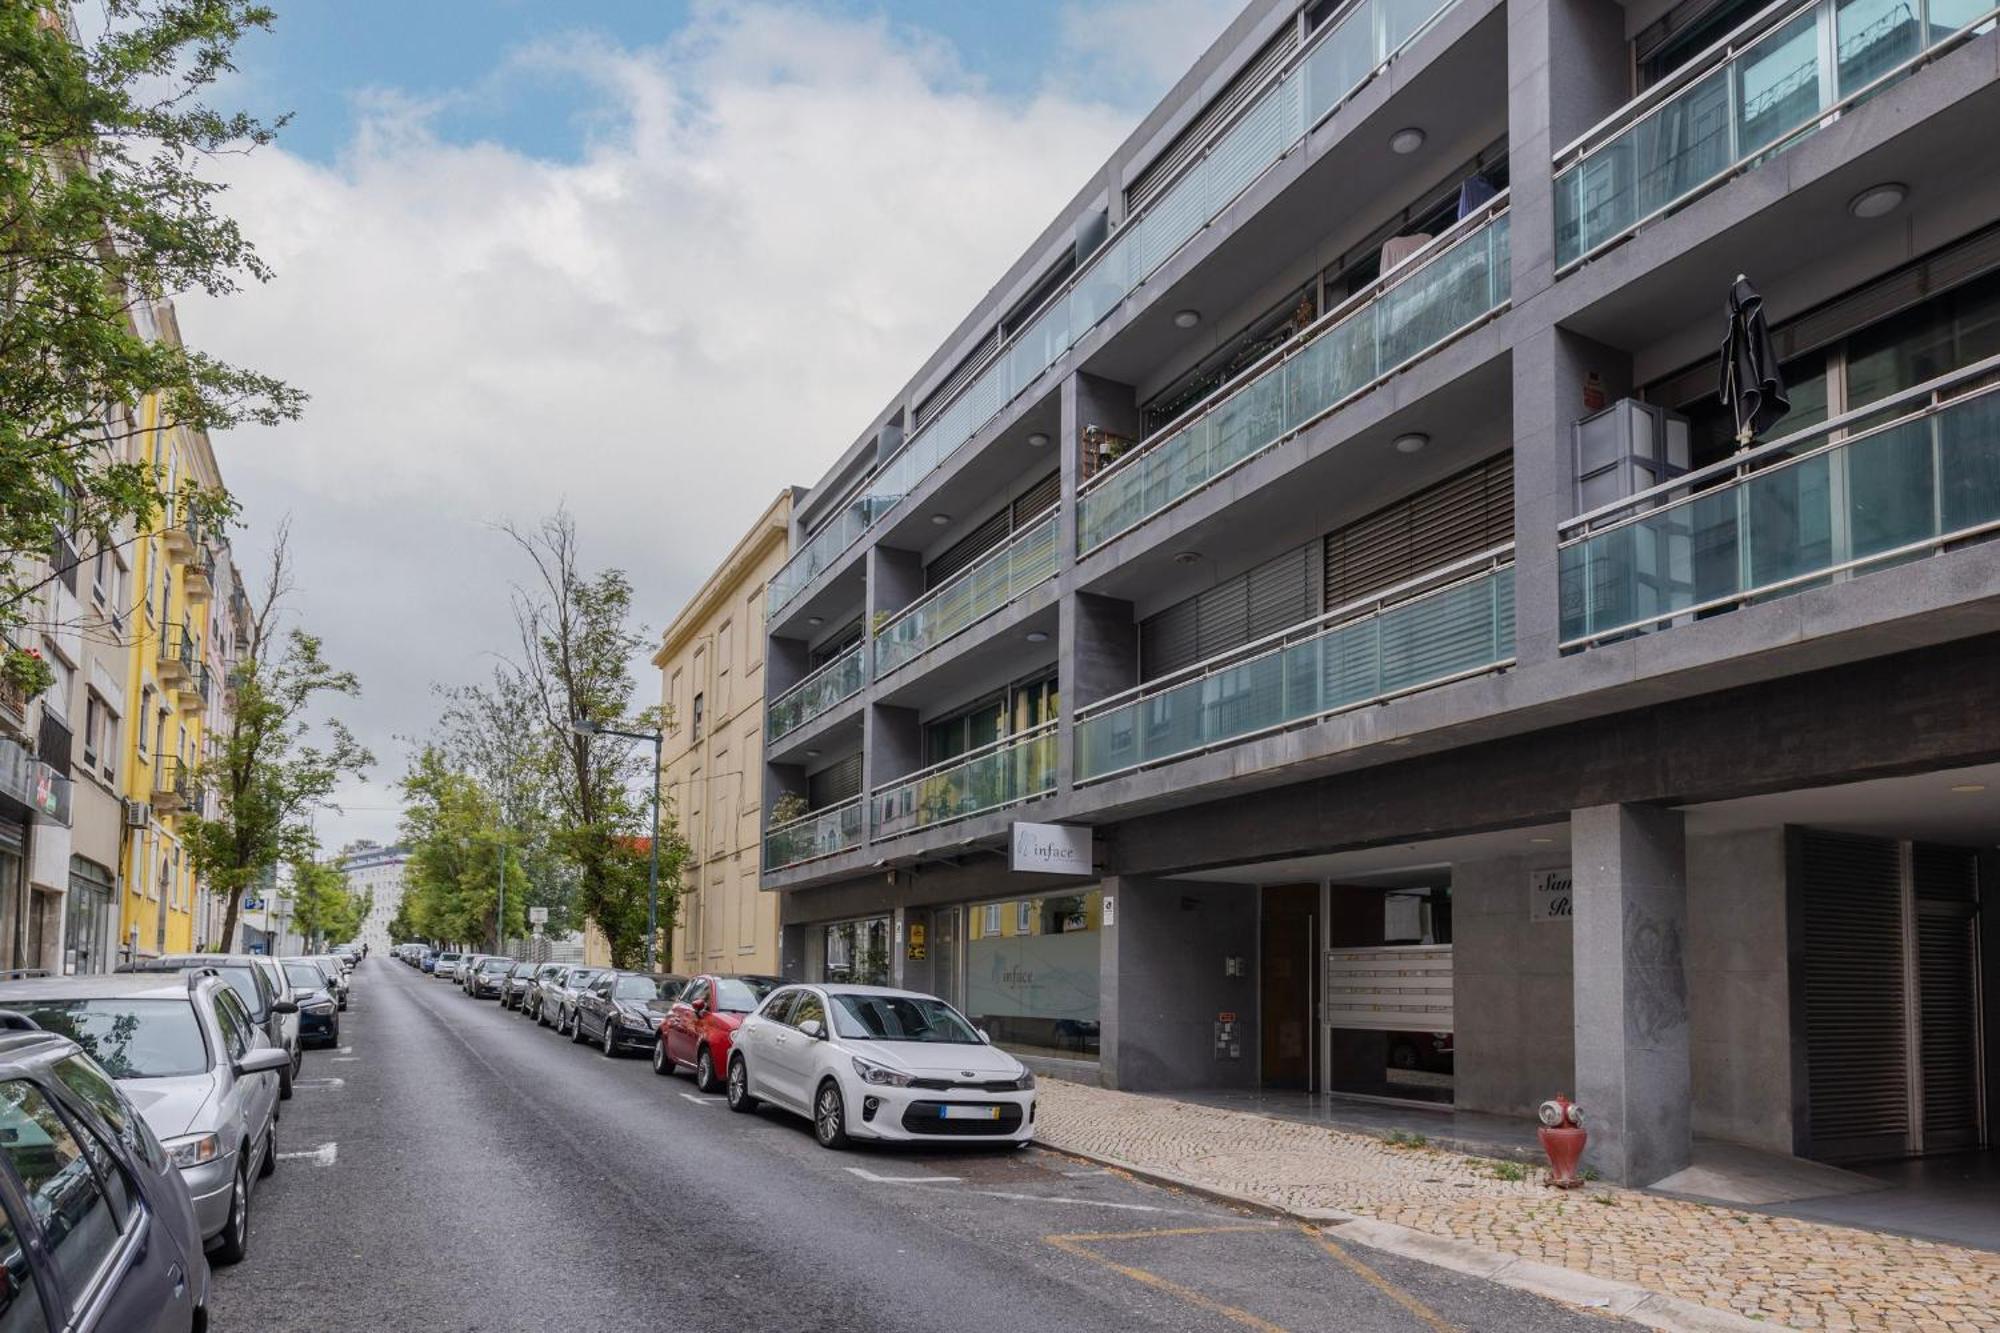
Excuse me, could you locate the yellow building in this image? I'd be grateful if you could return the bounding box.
[647,491,794,977]
[117,300,232,960]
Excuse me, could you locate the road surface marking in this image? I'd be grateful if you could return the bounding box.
[843,1167,960,1184]
[293,1077,346,1090]
[330,1056,360,1062]
[1305,1224,1453,1333]
[1044,1228,1289,1332]
[678,1094,716,1106]
[972,1190,1180,1213]
[276,1142,338,1167]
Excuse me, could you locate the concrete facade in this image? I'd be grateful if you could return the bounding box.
[753,0,2000,1183]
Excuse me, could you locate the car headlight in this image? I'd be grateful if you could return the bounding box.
[164,1132,222,1169]
[1012,1070,1036,1091]
[851,1056,913,1088]
[619,1009,654,1028]
[303,998,335,1014]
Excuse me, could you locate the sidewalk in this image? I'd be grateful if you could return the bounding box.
[1035,1079,2000,1331]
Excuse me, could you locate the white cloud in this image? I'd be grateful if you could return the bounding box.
[177,1,1194,849]
[1056,0,1245,106]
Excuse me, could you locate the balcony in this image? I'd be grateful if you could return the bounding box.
[1076,549,1515,783]
[1557,357,2000,648]
[178,665,211,712]
[871,721,1057,840]
[767,643,867,745]
[0,737,71,826]
[764,797,863,871]
[1554,0,1999,272]
[155,623,194,685]
[874,512,1061,679]
[151,756,191,813]
[1076,202,1511,554]
[766,0,1468,620]
[184,547,214,603]
[767,492,878,618]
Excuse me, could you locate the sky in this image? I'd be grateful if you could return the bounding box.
[173,0,1243,851]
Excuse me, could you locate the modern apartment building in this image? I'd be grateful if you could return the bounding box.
[344,842,412,954]
[759,0,2000,1186]
[659,492,794,976]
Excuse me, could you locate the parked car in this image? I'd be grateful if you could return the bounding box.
[656,974,782,1091]
[519,964,567,1022]
[569,972,686,1056]
[421,950,441,975]
[0,1008,214,1327]
[310,956,350,1010]
[279,959,342,1048]
[467,957,516,1000]
[433,952,464,981]
[120,955,299,1101]
[0,971,288,1265]
[538,966,602,1032]
[248,955,302,1074]
[458,955,491,994]
[500,961,540,1010]
[331,944,359,971]
[727,984,1036,1150]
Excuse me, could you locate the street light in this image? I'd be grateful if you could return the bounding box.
[570,717,666,971]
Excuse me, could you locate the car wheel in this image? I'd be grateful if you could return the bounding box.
[259,1124,277,1179]
[652,1039,673,1076]
[813,1080,850,1149]
[330,1021,340,1046]
[726,1056,757,1113]
[278,1064,293,1102]
[211,1163,251,1265]
[534,1003,547,1028]
[568,1011,586,1044]
[291,1047,303,1078]
[695,1047,720,1094]
[601,1022,618,1058]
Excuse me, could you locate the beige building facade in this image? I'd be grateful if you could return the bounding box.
[655,491,793,977]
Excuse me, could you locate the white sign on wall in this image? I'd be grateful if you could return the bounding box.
[1011,822,1092,875]
[1530,868,1573,923]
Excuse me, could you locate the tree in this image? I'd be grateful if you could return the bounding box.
[397,745,523,950]
[505,510,684,968]
[386,895,418,946]
[289,856,365,952]
[1,0,304,691]
[184,527,370,951]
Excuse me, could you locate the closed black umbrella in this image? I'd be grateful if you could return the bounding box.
[1720,274,1788,446]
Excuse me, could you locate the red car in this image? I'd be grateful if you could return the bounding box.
[653,973,784,1091]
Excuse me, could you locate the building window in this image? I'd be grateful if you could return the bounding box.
[981,903,1002,936]
[668,669,682,734]
[1016,900,1033,935]
[744,592,763,667]
[964,889,1103,1059]
[691,692,704,742]
[136,689,152,758]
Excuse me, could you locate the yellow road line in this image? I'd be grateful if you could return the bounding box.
[1304,1224,1456,1333]
[1044,1230,1290,1333]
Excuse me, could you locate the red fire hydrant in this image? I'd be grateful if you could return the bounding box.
[1537,1095,1586,1189]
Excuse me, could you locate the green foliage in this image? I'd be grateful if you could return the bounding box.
[289,857,366,951]
[1486,1160,1529,1182]
[398,746,526,951]
[0,0,303,651]
[386,896,418,946]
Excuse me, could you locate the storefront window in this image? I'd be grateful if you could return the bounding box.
[963,888,1102,1059]
[822,916,890,986]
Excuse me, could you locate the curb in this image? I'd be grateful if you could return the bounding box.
[1038,1138,1770,1333]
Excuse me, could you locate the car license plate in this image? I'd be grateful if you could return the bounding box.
[940,1105,1001,1121]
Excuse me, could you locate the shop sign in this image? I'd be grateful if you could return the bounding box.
[1531,868,1573,923]
[906,922,926,961]
[1010,821,1091,875]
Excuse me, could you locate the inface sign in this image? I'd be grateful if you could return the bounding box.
[1531,868,1573,922]
[1011,821,1092,875]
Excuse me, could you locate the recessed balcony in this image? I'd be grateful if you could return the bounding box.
[870,721,1058,841]
[873,512,1060,681]
[767,643,867,746]
[764,796,863,871]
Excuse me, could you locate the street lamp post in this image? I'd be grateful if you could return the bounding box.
[570,718,666,971]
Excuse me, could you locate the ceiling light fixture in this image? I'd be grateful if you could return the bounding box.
[1025,631,1050,643]
[1949,782,1987,794]
[804,749,820,758]
[930,513,951,526]
[1389,127,1426,155]
[1173,550,1202,565]
[1848,182,1907,219]
[1027,431,1050,448]
[1529,836,1555,845]
[806,615,824,626]
[1394,432,1429,455]
[1173,309,1201,329]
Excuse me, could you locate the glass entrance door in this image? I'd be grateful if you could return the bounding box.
[931,906,962,1010]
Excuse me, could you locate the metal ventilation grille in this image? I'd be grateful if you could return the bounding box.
[1122,24,1300,218]
[1800,831,1908,1159]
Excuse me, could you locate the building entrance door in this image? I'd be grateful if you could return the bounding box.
[931,906,962,1011]
[1260,884,1318,1090]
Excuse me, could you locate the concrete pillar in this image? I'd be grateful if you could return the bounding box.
[1571,803,1692,1186]
[1099,875,1256,1092]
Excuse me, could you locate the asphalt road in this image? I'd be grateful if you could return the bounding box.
[210,958,1628,1333]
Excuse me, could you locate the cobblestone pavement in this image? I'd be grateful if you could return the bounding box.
[1036,1079,2000,1331]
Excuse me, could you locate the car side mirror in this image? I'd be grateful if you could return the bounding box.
[977,1028,992,1044]
[797,1018,825,1040]
[272,1000,299,1015]
[234,1047,291,1077]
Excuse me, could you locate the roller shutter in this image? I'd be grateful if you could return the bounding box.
[1139,544,1314,680]
[1800,831,1908,1162]
[1324,455,1513,608]
[807,752,862,809]
[1913,845,1982,1153]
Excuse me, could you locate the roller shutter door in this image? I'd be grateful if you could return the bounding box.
[1800,831,1909,1163]
[1913,845,1982,1153]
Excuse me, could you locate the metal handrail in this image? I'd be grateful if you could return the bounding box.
[767,641,866,715]
[869,719,1059,796]
[1078,193,1511,500]
[1559,351,2000,541]
[1076,544,1515,719]
[873,510,1059,645]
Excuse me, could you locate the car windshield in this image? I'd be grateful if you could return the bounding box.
[282,963,323,991]
[829,994,981,1044]
[512,964,536,977]
[565,970,599,988]
[713,978,778,1013]
[10,999,208,1077]
[438,954,461,963]
[480,959,514,973]
[613,976,673,1001]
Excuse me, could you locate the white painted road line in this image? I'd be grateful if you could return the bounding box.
[843,1167,961,1185]
[330,1056,360,1062]
[293,1077,346,1090]
[276,1142,339,1167]
[678,1093,717,1105]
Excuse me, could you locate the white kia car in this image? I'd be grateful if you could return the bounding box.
[726,984,1036,1148]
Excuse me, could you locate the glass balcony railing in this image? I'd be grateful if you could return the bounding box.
[873,511,1061,678]
[764,797,864,870]
[1076,551,1515,783]
[1555,0,1997,271]
[872,722,1058,840]
[766,495,878,618]
[753,0,1465,623]
[767,642,867,744]
[1077,205,1511,553]
[1557,357,2000,647]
